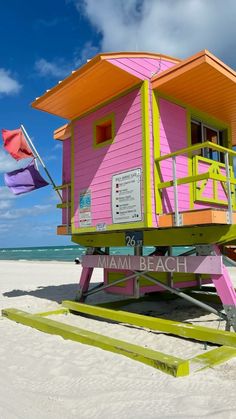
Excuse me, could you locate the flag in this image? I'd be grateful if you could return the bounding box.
[2,128,34,160]
[4,160,49,195]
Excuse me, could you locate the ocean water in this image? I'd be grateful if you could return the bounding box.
[0,245,233,266]
[0,245,190,262]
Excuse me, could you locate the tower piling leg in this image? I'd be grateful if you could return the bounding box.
[76,267,94,301]
[212,245,236,331]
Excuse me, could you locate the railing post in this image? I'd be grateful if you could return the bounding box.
[133,245,142,298]
[66,185,69,233]
[172,156,180,226]
[225,152,233,224]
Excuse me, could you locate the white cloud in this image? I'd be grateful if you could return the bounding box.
[77,0,236,62]
[35,40,99,80]
[0,200,12,210]
[74,41,99,67]
[54,143,62,151]
[0,186,17,221]
[35,58,72,78]
[0,186,17,200]
[0,68,22,95]
[33,224,55,234]
[0,204,53,220]
[34,1,236,82]
[0,149,29,173]
[0,223,11,233]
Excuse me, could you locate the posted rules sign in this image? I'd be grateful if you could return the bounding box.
[112,168,142,223]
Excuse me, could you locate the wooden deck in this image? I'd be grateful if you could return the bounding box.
[159,208,236,228]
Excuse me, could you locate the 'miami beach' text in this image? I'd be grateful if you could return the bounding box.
[82,254,222,275]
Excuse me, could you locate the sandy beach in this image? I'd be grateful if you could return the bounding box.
[1,260,236,419]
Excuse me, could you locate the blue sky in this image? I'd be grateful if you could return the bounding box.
[0,0,235,248]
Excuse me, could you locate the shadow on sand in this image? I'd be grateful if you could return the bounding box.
[3,283,224,327]
[3,283,79,303]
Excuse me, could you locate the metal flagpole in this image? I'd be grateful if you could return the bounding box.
[20,124,62,201]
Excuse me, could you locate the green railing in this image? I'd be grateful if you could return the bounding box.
[55,183,71,233]
[155,142,236,225]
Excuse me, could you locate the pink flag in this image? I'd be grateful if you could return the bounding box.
[1,128,34,160]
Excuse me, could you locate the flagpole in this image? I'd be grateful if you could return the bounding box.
[20,124,62,201]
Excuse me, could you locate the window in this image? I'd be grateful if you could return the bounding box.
[93,113,115,148]
[191,120,226,162]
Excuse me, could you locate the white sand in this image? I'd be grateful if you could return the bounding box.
[1,260,236,419]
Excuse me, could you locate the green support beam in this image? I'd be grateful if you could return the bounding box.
[190,346,236,371]
[37,308,69,317]
[3,306,236,377]
[73,224,236,248]
[2,308,189,377]
[62,301,236,347]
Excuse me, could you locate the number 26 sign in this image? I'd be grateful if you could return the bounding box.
[125,231,143,247]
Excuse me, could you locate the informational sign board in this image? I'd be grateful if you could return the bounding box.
[112,168,142,224]
[79,189,92,227]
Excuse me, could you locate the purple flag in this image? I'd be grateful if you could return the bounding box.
[4,160,49,195]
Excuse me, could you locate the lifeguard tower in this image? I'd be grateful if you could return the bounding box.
[31,50,236,329]
[3,50,236,377]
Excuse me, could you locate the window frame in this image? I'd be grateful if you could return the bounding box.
[93,113,115,149]
[191,119,226,162]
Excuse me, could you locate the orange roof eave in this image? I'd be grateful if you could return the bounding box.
[151,50,236,144]
[33,51,180,108]
[53,123,71,141]
[31,51,181,120]
[31,58,141,119]
[151,49,236,87]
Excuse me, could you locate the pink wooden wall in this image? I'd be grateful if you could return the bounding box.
[108,57,176,80]
[62,54,228,229]
[158,98,190,213]
[62,138,71,183]
[108,56,177,226]
[64,56,229,228]
[73,88,144,228]
[62,138,71,225]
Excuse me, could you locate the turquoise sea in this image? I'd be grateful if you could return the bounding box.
[0,245,190,262]
[0,245,234,265]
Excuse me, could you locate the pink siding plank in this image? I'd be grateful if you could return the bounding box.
[158,98,189,212]
[76,130,143,154]
[76,152,143,174]
[108,58,146,80]
[77,144,143,165]
[62,138,71,224]
[73,88,143,228]
[108,57,177,80]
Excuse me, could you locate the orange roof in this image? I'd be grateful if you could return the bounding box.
[53,123,71,141]
[31,52,180,120]
[151,50,236,144]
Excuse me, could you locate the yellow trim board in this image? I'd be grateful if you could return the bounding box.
[70,120,75,231]
[152,91,162,214]
[141,80,152,227]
